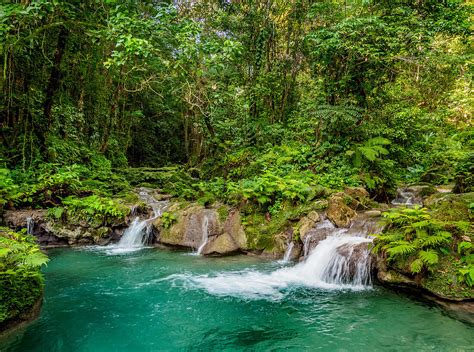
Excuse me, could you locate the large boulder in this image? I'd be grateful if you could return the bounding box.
[156,204,247,255]
[344,187,369,200]
[326,193,357,228]
[202,210,247,255]
[157,205,220,249]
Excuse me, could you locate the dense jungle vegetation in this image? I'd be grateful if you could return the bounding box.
[1,0,472,204]
[0,0,473,323]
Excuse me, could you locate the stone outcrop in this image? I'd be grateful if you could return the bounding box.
[326,193,357,228]
[3,209,127,247]
[202,210,247,255]
[155,204,247,255]
[297,211,320,243]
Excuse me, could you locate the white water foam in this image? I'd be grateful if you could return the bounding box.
[280,242,295,263]
[165,233,373,300]
[196,215,209,255]
[104,190,169,255]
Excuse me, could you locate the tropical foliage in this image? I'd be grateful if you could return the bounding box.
[0,228,49,324]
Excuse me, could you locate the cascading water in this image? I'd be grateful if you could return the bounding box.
[26,217,35,235]
[106,189,169,255]
[281,242,295,262]
[196,215,209,255]
[167,216,379,299]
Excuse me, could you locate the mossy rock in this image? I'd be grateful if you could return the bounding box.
[424,192,474,221]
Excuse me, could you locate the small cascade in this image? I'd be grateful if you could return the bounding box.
[282,242,295,263]
[174,217,378,298]
[116,217,151,249]
[300,235,372,286]
[106,188,169,254]
[303,219,336,257]
[196,215,209,255]
[392,188,422,206]
[26,217,35,235]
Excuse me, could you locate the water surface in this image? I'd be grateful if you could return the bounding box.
[2,248,473,351]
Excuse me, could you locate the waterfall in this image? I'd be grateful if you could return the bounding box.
[303,219,336,257]
[392,188,423,206]
[297,234,372,287]
[26,217,35,235]
[106,189,169,254]
[281,242,295,263]
[171,218,376,299]
[196,215,209,255]
[115,217,151,249]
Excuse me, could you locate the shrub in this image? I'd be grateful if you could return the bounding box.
[0,228,48,325]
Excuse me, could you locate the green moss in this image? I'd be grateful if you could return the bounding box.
[425,192,473,221]
[242,201,321,251]
[422,256,474,299]
[216,205,229,223]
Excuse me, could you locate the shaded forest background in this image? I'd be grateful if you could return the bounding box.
[1,0,472,202]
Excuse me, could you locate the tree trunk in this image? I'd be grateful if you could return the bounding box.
[43,27,68,128]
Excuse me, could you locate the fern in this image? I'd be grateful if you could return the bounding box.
[410,258,424,273]
[418,250,439,266]
[374,206,461,275]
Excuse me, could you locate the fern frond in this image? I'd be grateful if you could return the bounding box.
[385,241,417,258]
[418,250,439,265]
[410,258,424,273]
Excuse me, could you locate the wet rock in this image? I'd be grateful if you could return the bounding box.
[3,209,48,229]
[202,233,239,255]
[301,220,336,257]
[222,210,247,250]
[298,211,320,242]
[336,242,372,281]
[158,205,220,249]
[202,210,247,255]
[326,193,357,228]
[364,210,382,218]
[156,204,247,255]
[286,241,303,261]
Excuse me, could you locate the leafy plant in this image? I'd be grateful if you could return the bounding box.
[0,228,49,323]
[373,206,453,274]
[62,195,130,224]
[161,212,177,229]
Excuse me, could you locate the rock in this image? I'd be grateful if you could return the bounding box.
[223,210,247,250]
[377,269,417,287]
[364,210,381,218]
[158,205,220,249]
[300,220,336,256]
[202,232,239,255]
[156,204,247,255]
[3,209,47,229]
[264,231,288,258]
[326,193,357,228]
[202,210,247,255]
[287,241,303,261]
[336,242,372,280]
[344,187,369,200]
[298,211,320,242]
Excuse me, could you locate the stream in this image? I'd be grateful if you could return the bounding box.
[1,248,473,351]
